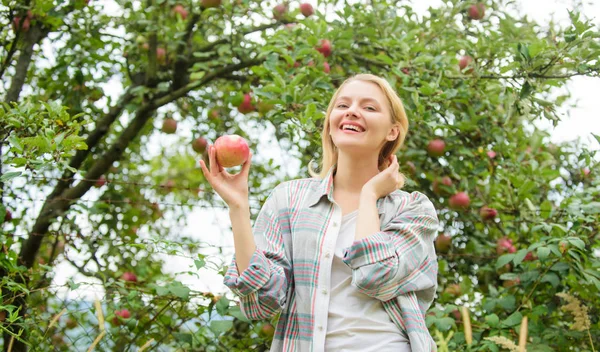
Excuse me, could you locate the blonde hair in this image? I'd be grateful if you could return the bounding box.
[308,73,409,188]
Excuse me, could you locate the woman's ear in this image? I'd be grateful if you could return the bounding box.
[386,124,400,141]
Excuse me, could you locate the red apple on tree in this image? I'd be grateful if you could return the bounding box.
[214,135,250,168]
[444,283,462,297]
[4,210,12,223]
[432,176,452,195]
[459,55,474,73]
[479,206,498,221]
[316,39,332,57]
[427,139,446,157]
[156,47,167,65]
[449,192,470,209]
[261,323,276,338]
[121,272,138,282]
[323,61,331,73]
[162,118,177,134]
[94,175,107,188]
[237,93,255,114]
[192,137,208,153]
[496,237,516,255]
[435,234,452,254]
[273,4,288,20]
[299,3,314,17]
[467,3,485,20]
[172,4,188,19]
[112,309,131,325]
[487,150,497,159]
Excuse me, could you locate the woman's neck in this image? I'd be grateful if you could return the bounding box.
[332,152,380,194]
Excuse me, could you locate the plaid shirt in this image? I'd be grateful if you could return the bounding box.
[224,166,439,352]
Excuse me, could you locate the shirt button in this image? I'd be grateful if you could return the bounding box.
[318,326,324,331]
[322,289,328,295]
[333,221,338,227]
[325,252,331,258]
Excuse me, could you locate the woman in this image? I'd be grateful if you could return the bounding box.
[199,74,439,352]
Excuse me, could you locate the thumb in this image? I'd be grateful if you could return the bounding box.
[241,151,252,178]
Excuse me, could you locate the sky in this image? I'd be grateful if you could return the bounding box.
[48,0,600,300]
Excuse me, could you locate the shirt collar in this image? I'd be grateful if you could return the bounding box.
[308,164,385,215]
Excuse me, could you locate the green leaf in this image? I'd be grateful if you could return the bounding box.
[541,272,560,287]
[228,306,250,323]
[434,317,455,331]
[210,320,233,334]
[550,262,570,272]
[0,172,22,182]
[537,247,550,261]
[216,296,230,316]
[194,258,206,270]
[496,254,515,269]
[567,237,585,250]
[485,314,500,328]
[501,311,523,328]
[169,284,190,300]
[513,249,529,266]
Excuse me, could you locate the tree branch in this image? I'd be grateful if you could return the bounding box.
[447,69,599,80]
[4,25,49,103]
[19,57,265,270]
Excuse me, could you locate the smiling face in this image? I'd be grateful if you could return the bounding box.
[328,80,400,156]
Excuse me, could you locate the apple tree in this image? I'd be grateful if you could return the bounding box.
[1,0,599,351]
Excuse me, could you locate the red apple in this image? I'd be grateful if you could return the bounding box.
[444,284,462,297]
[65,318,77,329]
[449,192,470,209]
[172,4,188,19]
[427,139,446,157]
[467,3,485,20]
[112,309,131,325]
[503,277,520,288]
[121,272,138,282]
[323,61,330,73]
[156,47,167,65]
[95,175,107,187]
[523,251,535,262]
[237,93,255,114]
[435,234,452,254]
[432,176,452,195]
[192,137,208,153]
[479,206,498,220]
[4,210,12,223]
[316,39,332,57]
[487,150,497,159]
[299,3,314,17]
[273,4,288,20]
[214,135,250,168]
[459,55,474,73]
[496,237,516,255]
[261,323,275,338]
[450,309,462,323]
[162,118,177,134]
[208,109,219,120]
[201,0,222,8]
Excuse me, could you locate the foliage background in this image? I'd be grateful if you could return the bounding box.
[0,0,599,351]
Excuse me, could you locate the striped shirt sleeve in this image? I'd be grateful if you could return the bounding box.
[223,185,291,320]
[342,191,439,302]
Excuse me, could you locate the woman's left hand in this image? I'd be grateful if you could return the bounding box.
[361,154,401,199]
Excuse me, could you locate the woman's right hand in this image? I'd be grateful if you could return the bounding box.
[199,145,252,210]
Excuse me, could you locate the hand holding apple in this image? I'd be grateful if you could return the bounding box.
[361,154,401,199]
[199,136,252,209]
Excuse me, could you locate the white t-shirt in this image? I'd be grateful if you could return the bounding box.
[325,210,411,352]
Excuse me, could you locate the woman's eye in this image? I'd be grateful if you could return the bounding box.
[337,104,348,108]
[365,106,376,111]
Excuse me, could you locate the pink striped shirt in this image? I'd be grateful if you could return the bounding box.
[224,166,439,351]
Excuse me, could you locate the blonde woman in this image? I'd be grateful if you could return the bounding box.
[200,74,439,352]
